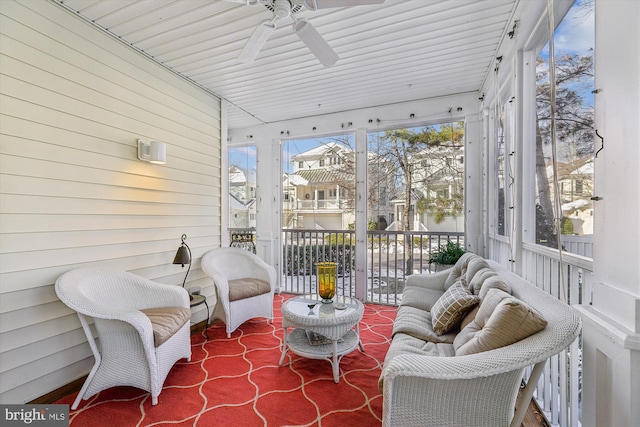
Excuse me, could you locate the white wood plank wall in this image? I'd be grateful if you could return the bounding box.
[0,0,222,404]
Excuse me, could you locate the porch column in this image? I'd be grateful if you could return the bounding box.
[255,138,281,288]
[465,113,484,256]
[354,128,368,301]
[574,1,640,426]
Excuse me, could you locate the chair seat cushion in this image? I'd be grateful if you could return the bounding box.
[141,307,191,347]
[393,306,457,344]
[228,278,271,301]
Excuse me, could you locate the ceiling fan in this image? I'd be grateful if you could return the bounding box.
[227,0,385,67]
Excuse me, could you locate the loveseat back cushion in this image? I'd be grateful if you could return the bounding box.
[228,278,271,301]
[431,281,480,335]
[444,253,490,288]
[140,307,191,347]
[477,275,512,301]
[398,285,445,312]
[467,267,498,295]
[443,252,476,288]
[453,289,548,355]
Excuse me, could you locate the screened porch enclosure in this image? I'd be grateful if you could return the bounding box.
[2,1,637,426]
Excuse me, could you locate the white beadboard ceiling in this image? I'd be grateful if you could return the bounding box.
[54,0,519,130]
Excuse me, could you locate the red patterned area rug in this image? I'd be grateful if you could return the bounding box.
[56,294,396,426]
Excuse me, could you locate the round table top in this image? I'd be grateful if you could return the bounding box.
[282,294,363,326]
[189,294,206,308]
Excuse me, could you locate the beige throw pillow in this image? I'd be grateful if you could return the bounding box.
[454,289,548,355]
[431,281,480,335]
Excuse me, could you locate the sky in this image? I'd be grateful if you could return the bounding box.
[540,0,595,105]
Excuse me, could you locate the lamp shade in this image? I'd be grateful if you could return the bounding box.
[173,246,191,267]
[173,234,191,288]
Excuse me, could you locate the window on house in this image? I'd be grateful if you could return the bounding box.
[437,189,450,199]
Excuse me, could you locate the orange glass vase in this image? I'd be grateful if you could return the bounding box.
[317,262,337,303]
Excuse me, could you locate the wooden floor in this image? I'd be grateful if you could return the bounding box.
[517,387,550,427]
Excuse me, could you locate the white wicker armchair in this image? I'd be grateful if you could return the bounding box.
[55,268,192,409]
[201,247,277,338]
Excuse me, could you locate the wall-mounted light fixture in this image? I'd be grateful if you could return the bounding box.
[137,139,166,164]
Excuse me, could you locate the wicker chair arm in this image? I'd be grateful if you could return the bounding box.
[382,360,526,427]
[383,351,527,382]
[203,264,231,308]
[98,309,157,351]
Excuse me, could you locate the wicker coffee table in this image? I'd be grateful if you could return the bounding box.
[279,294,364,383]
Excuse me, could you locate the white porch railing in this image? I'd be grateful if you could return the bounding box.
[280,229,464,304]
[490,235,591,427]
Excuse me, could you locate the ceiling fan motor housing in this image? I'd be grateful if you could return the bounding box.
[263,0,304,17]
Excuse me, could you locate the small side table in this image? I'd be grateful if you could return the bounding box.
[190,294,210,339]
[279,294,364,383]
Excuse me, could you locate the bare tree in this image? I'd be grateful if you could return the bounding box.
[536,53,594,247]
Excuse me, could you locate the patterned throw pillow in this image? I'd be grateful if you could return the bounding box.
[431,281,480,335]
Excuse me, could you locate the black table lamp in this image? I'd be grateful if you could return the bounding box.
[173,234,191,288]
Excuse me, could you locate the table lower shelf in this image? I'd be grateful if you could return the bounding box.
[279,328,361,383]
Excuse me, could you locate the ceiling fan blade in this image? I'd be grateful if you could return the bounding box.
[237,19,276,64]
[293,18,338,67]
[303,0,385,10]
[223,0,259,4]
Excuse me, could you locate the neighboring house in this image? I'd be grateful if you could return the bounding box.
[287,142,465,232]
[387,189,428,231]
[229,166,256,229]
[388,145,465,232]
[288,143,354,230]
[282,173,308,228]
[367,151,396,229]
[229,195,256,229]
[547,157,594,235]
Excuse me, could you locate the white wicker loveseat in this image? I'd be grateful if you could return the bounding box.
[55,267,192,409]
[380,253,582,427]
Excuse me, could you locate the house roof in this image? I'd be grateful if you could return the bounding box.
[282,173,309,186]
[295,168,351,185]
[547,157,594,179]
[291,142,346,161]
[55,0,523,130]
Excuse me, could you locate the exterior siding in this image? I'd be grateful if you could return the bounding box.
[0,0,221,403]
